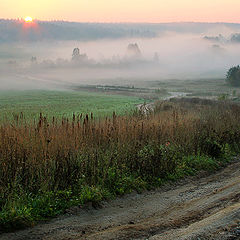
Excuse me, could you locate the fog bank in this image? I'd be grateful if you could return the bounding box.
[1,22,240,90]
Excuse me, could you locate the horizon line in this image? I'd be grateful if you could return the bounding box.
[1,18,240,25]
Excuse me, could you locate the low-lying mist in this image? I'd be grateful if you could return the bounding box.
[1,23,240,90]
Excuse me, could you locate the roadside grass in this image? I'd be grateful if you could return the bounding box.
[0,154,233,231]
[0,98,240,232]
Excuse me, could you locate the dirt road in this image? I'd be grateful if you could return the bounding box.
[136,92,189,114]
[1,160,240,240]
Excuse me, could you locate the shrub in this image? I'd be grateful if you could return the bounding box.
[226,65,240,87]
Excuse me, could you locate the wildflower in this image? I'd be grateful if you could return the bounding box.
[165,142,170,147]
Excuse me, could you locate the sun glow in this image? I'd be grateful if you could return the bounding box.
[24,16,33,22]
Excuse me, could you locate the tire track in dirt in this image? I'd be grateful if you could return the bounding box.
[1,160,240,240]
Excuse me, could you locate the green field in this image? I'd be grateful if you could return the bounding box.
[0,78,238,123]
[150,78,238,97]
[0,90,144,121]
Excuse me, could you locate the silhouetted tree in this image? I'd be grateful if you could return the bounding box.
[226,65,240,87]
[127,43,141,58]
[31,56,37,64]
[72,48,88,63]
[72,48,80,61]
[153,52,159,63]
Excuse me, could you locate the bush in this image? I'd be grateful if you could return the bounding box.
[226,65,240,87]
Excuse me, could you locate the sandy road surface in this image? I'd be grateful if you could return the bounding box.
[1,159,240,240]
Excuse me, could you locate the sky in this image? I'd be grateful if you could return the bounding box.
[1,0,240,23]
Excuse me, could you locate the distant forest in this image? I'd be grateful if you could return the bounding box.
[1,20,240,42]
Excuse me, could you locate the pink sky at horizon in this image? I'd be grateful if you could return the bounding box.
[1,0,240,23]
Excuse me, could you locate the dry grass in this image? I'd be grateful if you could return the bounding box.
[1,99,240,230]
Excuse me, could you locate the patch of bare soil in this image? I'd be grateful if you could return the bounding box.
[1,160,240,240]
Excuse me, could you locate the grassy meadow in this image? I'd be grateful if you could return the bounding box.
[0,90,144,121]
[151,78,240,98]
[0,96,240,231]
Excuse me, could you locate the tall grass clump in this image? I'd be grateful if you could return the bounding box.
[0,98,240,231]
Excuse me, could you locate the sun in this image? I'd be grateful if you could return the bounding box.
[24,16,33,23]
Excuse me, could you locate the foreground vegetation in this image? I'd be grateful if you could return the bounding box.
[0,98,240,231]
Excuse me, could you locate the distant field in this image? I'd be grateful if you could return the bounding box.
[0,90,144,121]
[152,78,237,97]
[74,78,239,100]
